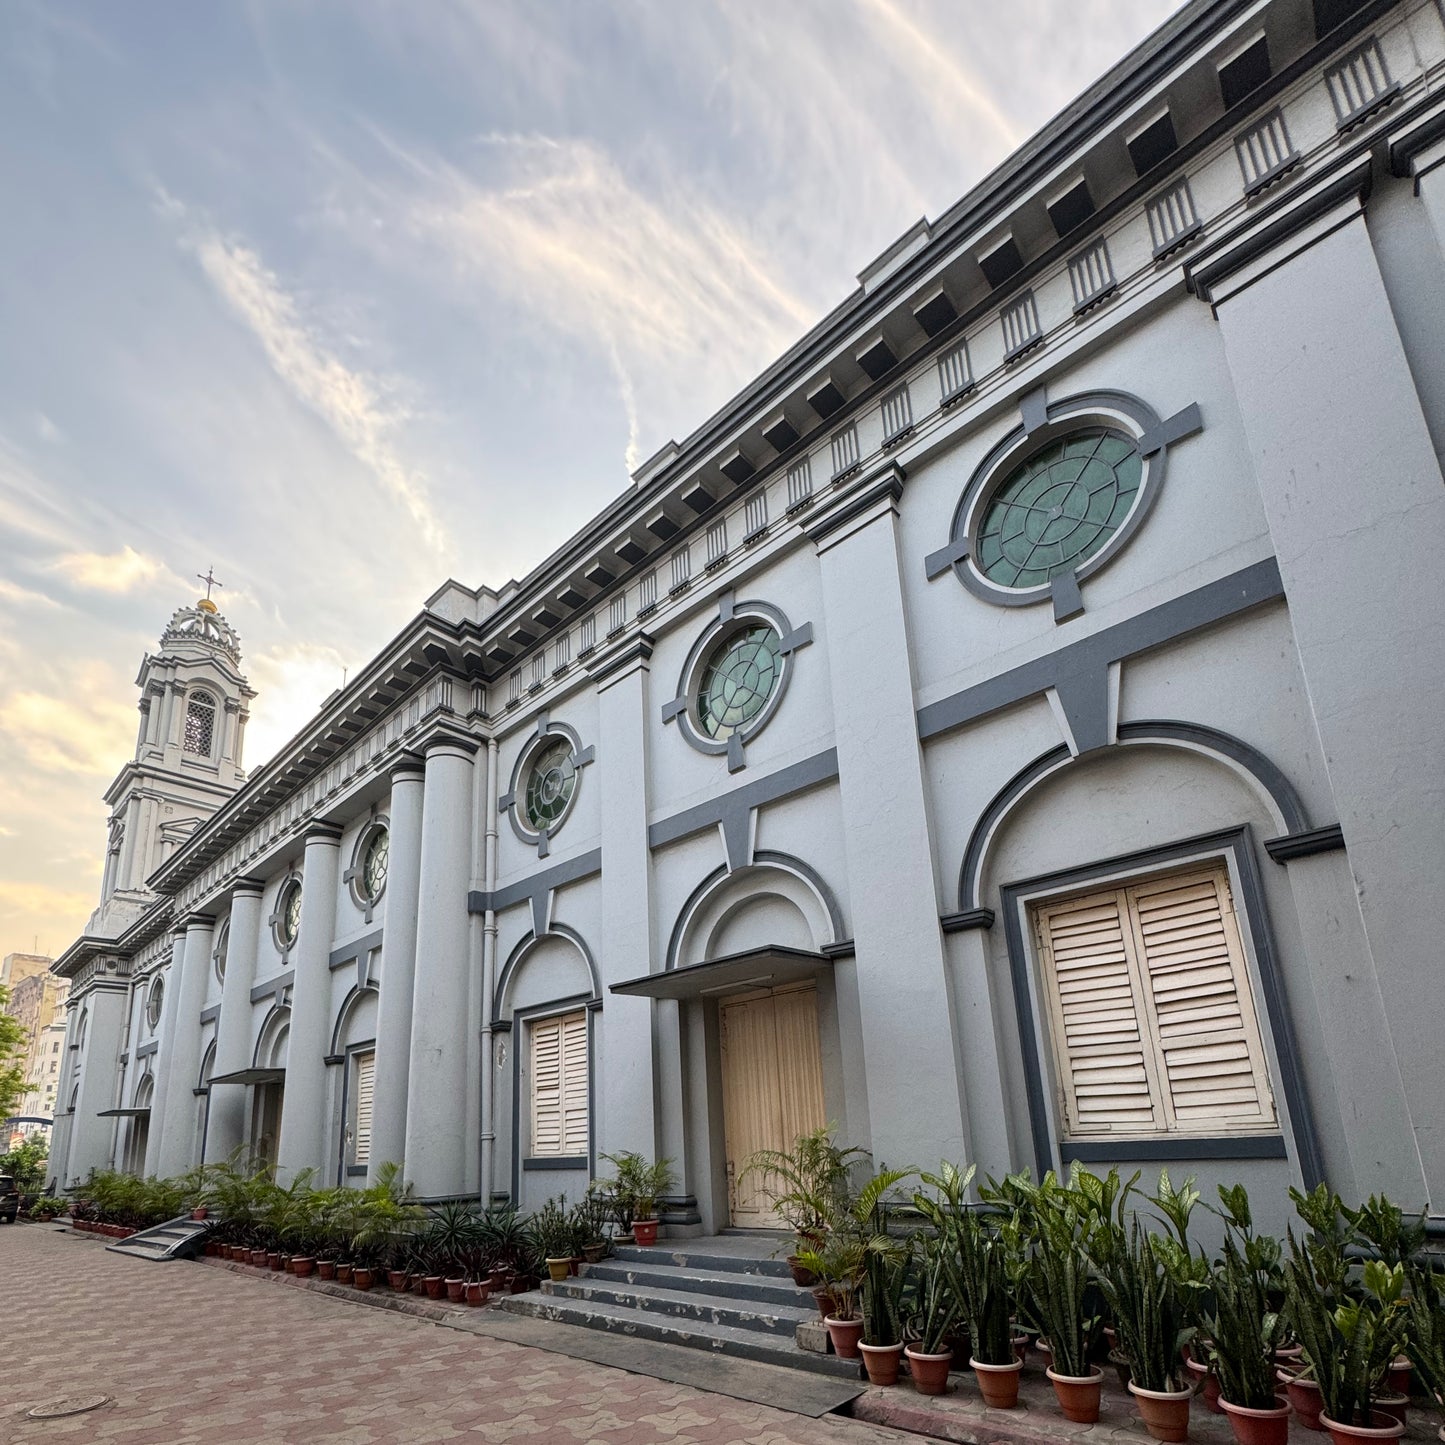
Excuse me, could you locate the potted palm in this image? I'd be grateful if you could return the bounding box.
[1028,1192,1105,1423]
[1098,1221,1196,1442]
[598,1151,675,1245]
[906,1235,959,1395]
[1285,1251,1409,1445]
[1211,1235,1289,1445]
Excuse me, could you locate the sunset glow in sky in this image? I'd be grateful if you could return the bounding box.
[0,0,1180,958]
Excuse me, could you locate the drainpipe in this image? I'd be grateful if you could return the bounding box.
[479,737,500,1206]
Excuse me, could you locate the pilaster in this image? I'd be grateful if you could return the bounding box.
[155,914,215,1177]
[67,979,129,1185]
[143,928,187,1176]
[204,881,265,1164]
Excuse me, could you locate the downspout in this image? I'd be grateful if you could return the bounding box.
[479,737,500,1205]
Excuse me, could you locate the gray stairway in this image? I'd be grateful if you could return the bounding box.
[105,1214,209,1262]
[497,1241,860,1379]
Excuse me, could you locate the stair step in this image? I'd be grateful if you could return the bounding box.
[581,1259,814,1309]
[542,1277,815,1337]
[498,1292,858,1380]
[609,1244,793,1278]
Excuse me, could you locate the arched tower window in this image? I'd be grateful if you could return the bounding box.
[184,691,217,757]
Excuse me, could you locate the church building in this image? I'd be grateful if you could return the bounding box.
[51,0,1445,1234]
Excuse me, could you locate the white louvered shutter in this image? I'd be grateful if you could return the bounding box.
[1126,870,1276,1132]
[353,1052,375,1167]
[1035,892,1163,1136]
[531,1016,564,1155]
[561,1012,589,1156]
[1035,865,1275,1140]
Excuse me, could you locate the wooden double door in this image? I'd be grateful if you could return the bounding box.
[720,982,826,1228]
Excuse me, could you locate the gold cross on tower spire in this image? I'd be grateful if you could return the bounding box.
[196,566,224,614]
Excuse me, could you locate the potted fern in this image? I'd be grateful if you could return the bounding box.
[1028,1192,1105,1423]
[1098,1220,1196,1442]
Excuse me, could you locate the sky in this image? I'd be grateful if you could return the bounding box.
[0,0,1181,961]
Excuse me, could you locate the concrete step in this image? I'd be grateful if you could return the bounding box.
[542,1276,816,1338]
[497,1291,859,1380]
[608,1243,794,1278]
[581,1259,813,1309]
[105,1215,208,1262]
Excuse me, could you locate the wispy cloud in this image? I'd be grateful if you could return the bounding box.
[50,544,185,595]
[162,196,450,561]
[0,681,135,777]
[0,577,61,609]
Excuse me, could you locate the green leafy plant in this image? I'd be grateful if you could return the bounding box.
[1209,1234,1283,1409]
[597,1151,676,1228]
[910,1233,958,1354]
[0,1136,49,1193]
[738,1124,868,1248]
[1096,1220,1193,1393]
[1288,1182,1353,1299]
[1352,1194,1427,1271]
[795,1165,915,1323]
[955,1213,1015,1365]
[1026,1188,1102,1378]
[1148,1169,1202,1251]
[1403,1265,1445,1412]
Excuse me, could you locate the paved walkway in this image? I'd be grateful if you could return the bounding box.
[0,1225,931,1444]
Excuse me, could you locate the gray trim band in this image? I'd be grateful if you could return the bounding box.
[648,749,840,853]
[918,558,1284,741]
[803,466,906,546]
[522,1156,588,1171]
[251,970,294,1005]
[1263,823,1346,863]
[136,1040,159,1058]
[329,928,383,971]
[1062,1135,1288,1164]
[468,849,603,915]
[198,1004,221,1024]
[941,909,996,933]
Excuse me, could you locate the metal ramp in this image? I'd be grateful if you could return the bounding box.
[104,1215,209,1262]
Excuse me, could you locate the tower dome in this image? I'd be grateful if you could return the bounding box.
[159,597,242,666]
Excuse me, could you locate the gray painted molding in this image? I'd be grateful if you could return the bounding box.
[648,749,839,858]
[136,1040,159,1058]
[803,464,906,546]
[998,825,1324,1187]
[918,558,1284,743]
[493,923,602,1022]
[1388,95,1445,179]
[1063,1135,1288,1165]
[1263,823,1347,863]
[499,718,596,859]
[250,970,295,1005]
[467,848,603,922]
[941,909,997,933]
[328,984,379,1056]
[522,1155,588,1171]
[957,718,1311,913]
[329,928,383,972]
[198,1004,221,1024]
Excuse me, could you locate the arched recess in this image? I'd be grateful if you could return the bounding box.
[667,851,845,970]
[198,1038,216,1090]
[133,1070,154,1109]
[494,924,599,1023]
[253,1005,291,1069]
[958,721,1313,913]
[330,985,379,1055]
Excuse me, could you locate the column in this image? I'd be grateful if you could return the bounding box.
[369,755,425,1182]
[1194,169,1445,1202]
[154,914,215,1178]
[807,468,971,1168]
[402,737,477,1198]
[276,823,343,1182]
[204,880,264,1165]
[143,928,187,1175]
[45,1002,79,1190]
[66,980,129,1184]
[590,639,659,1162]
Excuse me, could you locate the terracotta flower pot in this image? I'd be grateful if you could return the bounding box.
[336,1263,354,1284]
[1048,1366,1104,1424]
[971,1357,1024,1409]
[631,1219,660,1246]
[1386,1359,1412,1397]
[266,1252,282,1271]
[906,1346,954,1396]
[859,1341,904,1387]
[353,1267,374,1291]
[1372,1396,1408,1428]
[191,1208,208,1221]
[546,1257,571,1283]
[446,1277,466,1303]
[1280,1370,1324,1432]
[424,1275,445,1299]
[292,1257,315,1278]
[825,1316,864,1360]
[1110,1348,1133,1390]
[582,1242,607,1264]
[387,1270,409,1291]
[1189,1355,1224,1413]
[1220,1395,1291,1445]
[412,1276,428,1295]
[251,1249,268,1267]
[509,1275,531,1294]
[811,1287,839,1320]
[489,1267,508,1290]
[1130,1380,1194,1443]
[1319,1414,1407,1445]
[317,1260,336,1280]
[787,1255,817,1287]
[1012,1332,1031,1364]
[465,1280,490,1306]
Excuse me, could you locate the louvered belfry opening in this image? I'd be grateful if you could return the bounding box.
[530,1011,588,1157]
[1032,864,1277,1141]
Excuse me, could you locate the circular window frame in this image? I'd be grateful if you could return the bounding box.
[672,601,800,764]
[272,875,303,954]
[948,391,1177,608]
[146,975,164,1031]
[506,723,593,854]
[347,818,391,913]
[213,918,230,985]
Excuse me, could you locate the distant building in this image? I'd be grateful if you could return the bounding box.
[49,0,1445,1232]
[2,952,54,993]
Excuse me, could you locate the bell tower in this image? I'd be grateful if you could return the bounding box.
[89,583,255,937]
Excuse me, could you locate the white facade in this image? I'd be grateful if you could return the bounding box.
[52,0,1445,1232]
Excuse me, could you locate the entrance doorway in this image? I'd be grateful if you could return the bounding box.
[720,982,826,1228]
[251,1082,283,1168]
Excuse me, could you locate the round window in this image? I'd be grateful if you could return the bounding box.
[146,976,164,1029]
[974,429,1142,590]
[695,624,782,740]
[278,880,302,948]
[214,922,229,984]
[360,827,389,902]
[523,740,577,832]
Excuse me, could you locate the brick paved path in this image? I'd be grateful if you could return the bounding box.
[0,1226,931,1444]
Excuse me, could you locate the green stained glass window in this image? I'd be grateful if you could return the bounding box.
[147,976,164,1029]
[976,429,1142,589]
[280,881,302,947]
[524,740,577,832]
[696,624,782,740]
[361,828,389,901]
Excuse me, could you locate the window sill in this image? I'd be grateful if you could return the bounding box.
[522,1155,588,1171]
[1061,1134,1286,1165]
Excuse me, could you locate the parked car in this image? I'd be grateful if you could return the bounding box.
[0,1175,19,1223]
